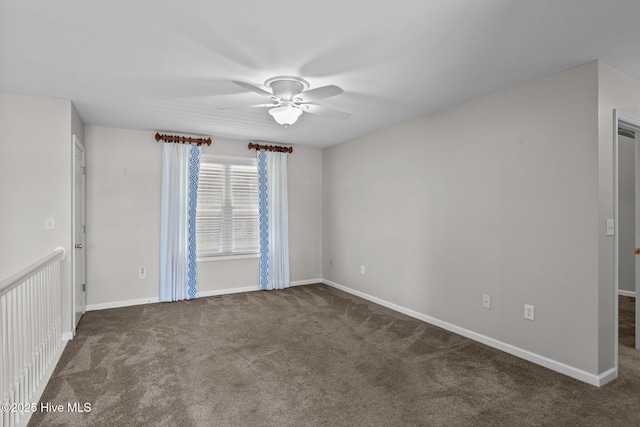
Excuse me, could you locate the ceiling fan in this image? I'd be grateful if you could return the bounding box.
[220,76,350,127]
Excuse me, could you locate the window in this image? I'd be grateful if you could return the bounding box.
[196,155,259,259]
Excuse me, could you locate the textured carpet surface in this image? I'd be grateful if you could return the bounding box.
[27,285,640,426]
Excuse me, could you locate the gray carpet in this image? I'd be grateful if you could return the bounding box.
[28,284,640,426]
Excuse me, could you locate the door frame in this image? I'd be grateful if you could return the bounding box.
[72,134,86,334]
[613,109,640,372]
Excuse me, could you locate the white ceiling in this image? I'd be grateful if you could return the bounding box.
[2,1,640,148]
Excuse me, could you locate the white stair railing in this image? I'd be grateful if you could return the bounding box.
[0,247,65,427]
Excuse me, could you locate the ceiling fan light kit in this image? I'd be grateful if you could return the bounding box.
[227,75,350,127]
[268,105,303,127]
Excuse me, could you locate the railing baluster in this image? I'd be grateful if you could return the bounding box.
[10,289,16,427]
[37,269,43,388]
[1,293,7,427]
[0,248,65,427]
[17,284,23,417]
[26,277,32,406]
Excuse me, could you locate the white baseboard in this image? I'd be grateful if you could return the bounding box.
[85,279,322,311]
[322,279,614,387]
[598,367,618,386]
[291,278,323,286]
[198,286,258,298]
[62,331,74,341]
[619,289,636,298]
[86,296,160,311]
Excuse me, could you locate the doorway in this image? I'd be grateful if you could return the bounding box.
[73,135,86,332]
[614,110,640,376]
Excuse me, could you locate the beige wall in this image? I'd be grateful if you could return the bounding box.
[84,126,322,306]
[0,91,82,335]
[323,62,602,374]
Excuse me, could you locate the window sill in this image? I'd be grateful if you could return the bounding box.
[197,254,259,262]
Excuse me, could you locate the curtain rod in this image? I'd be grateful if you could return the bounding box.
[155,132,212,146]
[248,142,293,153]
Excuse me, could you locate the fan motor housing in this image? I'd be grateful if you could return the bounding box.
[265,76,309,100]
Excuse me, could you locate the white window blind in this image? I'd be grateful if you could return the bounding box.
[196,155,259,259]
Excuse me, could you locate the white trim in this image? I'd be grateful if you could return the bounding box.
[599,367,618,386]
[62,331,74,341]
[197,155,259,259]
[613,110,640,373]
[619,289,636,298]
[198,286,257,298]
[16,339,68,427]
[322,279,614,387]
[86,297,160,311]
[290,278,323,286]
[72,134,86,335]
[201,153,257,165]
[196,279,320,296]
[0,248,65,294]
[196,279,319,297]
[614,109,620,374]
[85,279,321,311]
[198,254,259,262]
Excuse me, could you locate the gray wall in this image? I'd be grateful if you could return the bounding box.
[84,126,322,306]
[618,134,635,294]
[322,62,601,374]
[0,91,84,335]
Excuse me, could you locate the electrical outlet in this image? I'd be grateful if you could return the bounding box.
[44,217,55,230]
[606,219,615,236]
[139,266,146,279]
[482,294,491,309]
[360,265,365,275]
[524,304,535,320]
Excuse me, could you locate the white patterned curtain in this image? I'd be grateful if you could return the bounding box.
[159,143,201,301]
[258,150,290,290]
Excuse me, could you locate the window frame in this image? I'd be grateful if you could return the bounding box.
[196,154,259,262]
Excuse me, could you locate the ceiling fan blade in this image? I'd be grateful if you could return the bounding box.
[297,85,343,102]
[218,103,277,110]
[232,81,275,98]
[299,104,351,120]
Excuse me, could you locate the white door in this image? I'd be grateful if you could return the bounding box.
[636,133,640,350]
[73,135,86,331]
